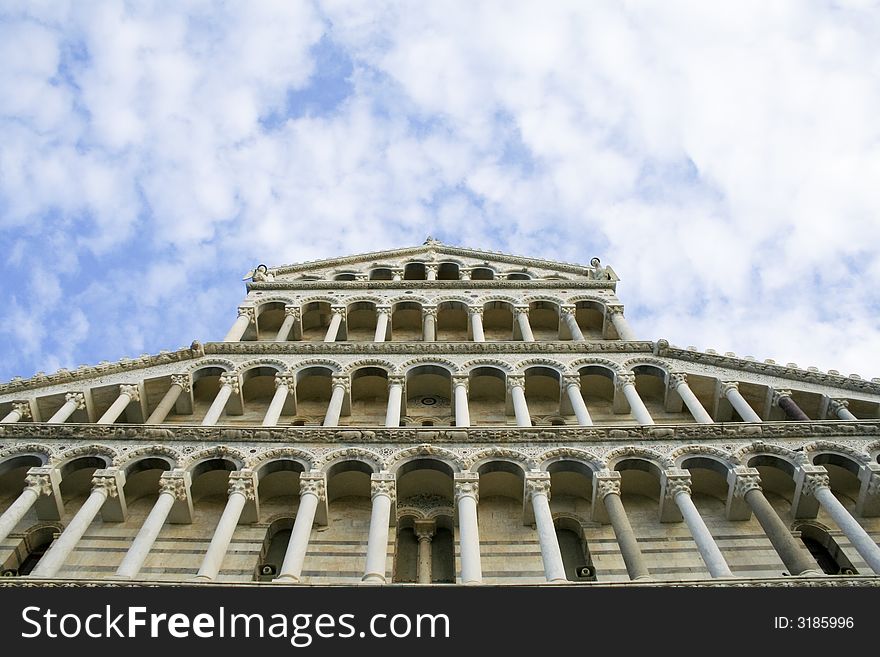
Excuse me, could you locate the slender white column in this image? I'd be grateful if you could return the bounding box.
[362,474,396,583]
[469,308,485,342]
[664,471,732,578]
[453,376,471,427]
[595,471,651,580]
[224,307,254,342]
[47,392,85,424]
[607,306,636,340]
[263,374,295,427]
[415,520,436,584]
[422,308,437,342]
[322,376,349,427]
[560,306,585,341]
[30,471,120,578]
[115,472,188,579]
[526,474,567,583]
[201,373,239,426]
[275,307,300,341]
[508,376,532,427]
[0,471,53,546]
[385,376,404,428]
[1,401,31,424]
[515,307,535,342]
[194,471,255,581]
[669,373,713,424]
[721,382,762,422]
[323,306,345,342]
[615,374,654,425]
[146,375,190,424]
[563,376,593,426]
[828,399,858,421]
[426,264,438,281]
[455,474,482,584]
[803,470,880,574]
[275,475,325,582]
[97,384,139,425]
[374,305,391,342]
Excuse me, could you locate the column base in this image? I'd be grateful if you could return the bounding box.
[272,574,301,583]
[795,569,824,577]
[189,575,214,582]
[547,578,568,584]
[632,575,653,582]
[360,573,387,584]
[461,579,483,586]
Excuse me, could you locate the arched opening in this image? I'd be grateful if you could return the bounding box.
[190,367,226,423]
[301,302,333,342]
[574,301,604,339]
[333,272,357,281]
[470,267,494,280]
[394,516,455,583]
[59,455,111,505]
[240,367,285,424]
[528,301,560,341]
[631,365,674,422]
[468,367,508,425]
[483,302,514,342]
[254,458,308,579]
[507,271,531,280]
[524,367,563,425]
[436,301,468,341]
[0,454,45,511]
[122,456,174,526]
[404,262,427,280]
[1,524,63,576]
[349,368,389,426]
[255,302,286,341]
[614,458,666,575]
[369,268,394,281]
[346,302,378,342]
[810,453,862,512]
[577,366,615,423]
[556,517,596,581]
[295,367,334,424]
[436,263,460,280]
[547,460,595,580]
[797,523,858,575]
[391,302,423,342]
[188,458,241,579]
[405,365,453,426]
[254,517,294,581]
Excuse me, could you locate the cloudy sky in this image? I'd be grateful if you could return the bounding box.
[1,1,879,382]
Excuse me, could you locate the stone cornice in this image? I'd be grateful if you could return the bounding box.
[1,419,876,444]
[204,341,655,356]
[0,345,203,396]
[248,279,616,291]
[657,340,880,395]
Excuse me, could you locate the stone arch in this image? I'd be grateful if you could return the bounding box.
[292,358,344,374]
[605,446,672,470]
[387,445,465,474]
[0,443,54,465]
[433,295,473,307]
[537,447,605,472]
[802,441,869,468]
[865,439,880,462]
[51,444,118,468]
[397,357,459,376]
[388,295,430,306]
[522,294,565,306]
[343,359,396,376]
[318,447,384,474]
[516,358,567,375]
[182,445,249,471]
[255,296,295,310]
[344,295,385,306]
[113,445,182,469]
[235,359,290,376]
[465,447,534,472]
[567,357,625,375]
[249,447,315,474]
[186,359,236,375]
[623,357,673,377]
[567,294,608,306]
[460,358,514,374]
[479,294,519,306]
[731,442,804,468]
[299,295,340,306]
[668,445,736,470]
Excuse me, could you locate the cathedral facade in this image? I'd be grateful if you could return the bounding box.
[1,239,879,586]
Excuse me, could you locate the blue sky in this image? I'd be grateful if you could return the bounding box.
[1,1,879,382]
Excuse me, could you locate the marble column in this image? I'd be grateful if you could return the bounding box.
[606,305,636,341]
[563,376,593,426]
[664,470,732,578]
[730,467,820,575]
[514,307,535,342]
[560,306,585,341]
[275,307,300,342]
[469,308,485,342]
[374,305,391,342]
[426,264,438,281]
[455,473,482,584]
[526,474,567,583]
[668,373,713,424]
[414,520,436,584]
[362,473,396,583]
[146,375,190,424]
[453,376,471,427]
[224,307,254,342]
[1,401,31,424]
[595,470,651,581]
[615,374,654,425]
[322,376,349,427]
[263,374,295,427]
[194,471,255,581]
[827,399,858,421]
[422,308,437,342]
[508,375,532,427]
[721,382,762,423]
[47,392,85,424]
[385,376,404,428]
[30,470,121,578]
[201,373,239,426]
[802,468,880,574]
[324,306,346,342]
[0,470,54,546]
[115,472,188,579]
[97,384,140,425]
[773,390,810,421]
[275,474,326,583]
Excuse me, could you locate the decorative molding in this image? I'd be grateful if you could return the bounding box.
[227,470,256,500]
[731,467,762,497]
[170,374,192,393]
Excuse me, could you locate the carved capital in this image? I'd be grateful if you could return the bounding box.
[65,391,86,410]
[300,474,326,501]
[228,470,256,500]
[370,473,396,502]
[425,264,438,275]
[274,373,296,390]
[467,306,483,317]
[11,402,32,420]
[452,374,469,392]
[284,306,301,320]
[664,469,692,499]
[237,306,256,321]
[513,306,530,316]
[158,472,189,500]
[801,467,831,497]
[454,473,479,502]
[414,519,436,542]
[387,375,405,388]
[460,269,471,280]
[376,305,392,316]
[595,470,622,498]
[219,372,240,394]
[731,467,762,498]
[170,374,192,392]
[24,471,53,497]
[331,375,351,394]
[560,305,577,317]
[525,474,552,501]
[92,471,120,498]
[771,389,793,406]
[119,384,140,402]
[421,307,438,319]
[867,474,880,497]
[605,304,625,317]
[562,375,581,389]
[507,374,525,391]
[330,305,347,317]
[668,372,688,389]
[720,381,740,397]
[614,373,635,392]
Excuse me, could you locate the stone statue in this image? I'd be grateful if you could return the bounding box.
[243,264,274,282]
[589,257,610,280]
